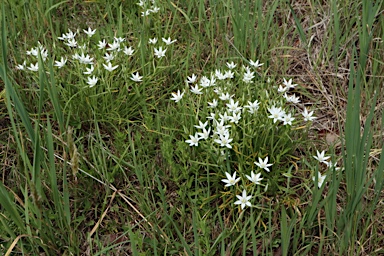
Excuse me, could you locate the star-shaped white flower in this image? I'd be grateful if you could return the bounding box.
[16,61,26,70]
[234,190,252,210]
[97,39,107,49]
[302,108,316,122]
[254,156,273,172]
[281,112,295,126]
[214,133,233,148]
[246,171,263,185]
[148,38,158,44]
[130,72,143,82]
[186,74,197,84]
[83,27,96,37]
[313,150,330,164]
[54,57,67,68]
[83,65,94,75]
[27,62,39,72]
[87,76,98,88]
[197,127,211,140]
[185,133,200,147]
[249,59,263,68]
[312,172,327,188]
[282,78,297,89]
[194,120,208,130]
[221,172,240,187]
[170,90,184,102]
[123,46,134,56]
[154,47,167,58]
[268,106,285,123]
[190,85,203,95]
[208,99,218,108]
[244,100,260,114]
[103,62,118,72]
[162,37,177,45]
[226,61,237,69]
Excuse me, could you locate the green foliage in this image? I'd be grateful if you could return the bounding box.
[1,0,384,255]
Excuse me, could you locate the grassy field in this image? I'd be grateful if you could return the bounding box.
[0,0,383,255]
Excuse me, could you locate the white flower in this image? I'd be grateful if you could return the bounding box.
[130,72,143,82]
[64,38,77,48]
[243,69,254,83]
[123,46,134,56]
[78,53,94,65]
[313,150,330,164]
[254,156,273,172]
[199,76,210,87]
[148,38,158,44]
[224,70,234,79]
[219,92,231,101]
[278,85,288,93]
[16,61,26,70]
[58,29,76,41]
[226,99,242,113]
[114,37,125,43]
[185,133,200,147]
[72,53,80,60]
[83,65,94,75]
[151,6,160,13]
[214,119,231,135]
[87,76,98,88]
[83,27,96,37]
[141,10,151,16]
[54,57,67,68]
[206,112,217,121]
[218,112,231,123]
[214,133,233,148]
[154,46,167,58]
[246,171,263,185]
[27,62,39,72]
[194,120,208,130]
[137,0,146,7]
[26,47,38,56]
[244,100,260,114]
[209,76,217,86]
[162,37,177,45]
[215,69,226,80]
[208,99,218,108]
[97,39,107,49]
[284,93,300,104]
[249,59,263,68]
[281,112,295,126]
[170,90,184,102]
[107,40,120,51]
[302,108,316,122]
[234,190,252,210]
[186,74,197,84]
[283,78,297,89]
[312,172,327,188]
[226,61,237,69]
[325,161,341,171]
[103,52,115,62]
[268,106,285,123]
[229,112,241,124]
[103,62,119,72]
[197,127,211,140]
[221,172,240,187]
[190,85,203,95]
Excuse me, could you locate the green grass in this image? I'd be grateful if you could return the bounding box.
[1,0,384,255]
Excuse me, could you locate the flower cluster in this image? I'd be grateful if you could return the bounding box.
[137,0,160,16]
[14,26,178,89]
[312,150,341,188]
[170,59,323,209]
